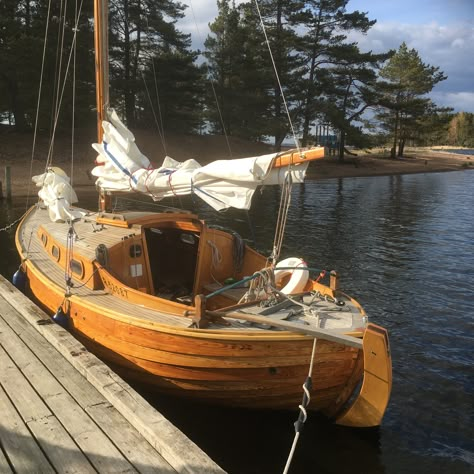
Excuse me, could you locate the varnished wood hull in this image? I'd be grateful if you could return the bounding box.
[23,261,360,413]
[16,205,391,426]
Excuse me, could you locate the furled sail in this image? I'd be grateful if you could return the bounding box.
[33,167,86,222]
[91,110,309,211]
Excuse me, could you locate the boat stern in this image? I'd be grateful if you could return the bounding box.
[335,323,392,427]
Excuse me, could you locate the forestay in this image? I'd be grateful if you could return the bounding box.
[91,110,309,211]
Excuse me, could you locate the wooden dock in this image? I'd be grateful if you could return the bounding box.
[0,274,225,474]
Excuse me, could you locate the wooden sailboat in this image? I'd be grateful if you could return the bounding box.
[15,0,391,428]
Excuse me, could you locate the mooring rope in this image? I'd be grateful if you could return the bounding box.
[0,211,30,233]
[283,337,318,474]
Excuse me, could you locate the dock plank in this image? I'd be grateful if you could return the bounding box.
[0,309,138,473]
[0,295,175,473]
[0,274,225,474]
[0,386,52,473]
[0,448,13,474]
[0,346,96,473]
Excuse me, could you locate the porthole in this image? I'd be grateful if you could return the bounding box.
[51,245,60,261]
[41,233,48,246]
[129,244,142,258]
[70,259,84,278]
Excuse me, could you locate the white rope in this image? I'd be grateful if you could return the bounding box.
[282,338,318,474]
[207,240,222,269]
[283,432,300,474]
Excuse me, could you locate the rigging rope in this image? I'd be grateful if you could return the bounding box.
[254,0,304,266]
[70,0,79,194]
[26,0,54,211]
[253,0,301,154]
[283,338,318,474]
[43,0,85,174]
[142,72,167,156]
[143,14,168,155]
[64,223,75,295]
[189,0,233,158]
[270,171,292,265]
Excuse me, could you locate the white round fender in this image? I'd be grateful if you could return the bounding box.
[274,257,309,294]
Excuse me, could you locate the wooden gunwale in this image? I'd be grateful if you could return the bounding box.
[16,206,366,343]
[16,204,378,418]
[19,262,361,410]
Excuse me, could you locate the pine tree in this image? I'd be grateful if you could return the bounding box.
[377,42,447,157]
[204,0,246,138]
[139,49,205,134]
[323,44,391,161]
[0,0,96,132]
[292,0,376,147]
[109,0,194,127]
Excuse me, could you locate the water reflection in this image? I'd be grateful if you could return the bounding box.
[1,170,473,473]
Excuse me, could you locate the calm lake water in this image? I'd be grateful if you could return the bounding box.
[1,170,473,474]
[442,149,474,156]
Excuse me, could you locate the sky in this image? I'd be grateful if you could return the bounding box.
[178,0,474,113]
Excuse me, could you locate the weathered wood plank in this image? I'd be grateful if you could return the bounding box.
[0,385,53,473]
[0,448,13,474]
[0,275,225,474]
[0,346,96,474]
[0,302,138,473]
[86,403,173,473]
[0,297,174,473]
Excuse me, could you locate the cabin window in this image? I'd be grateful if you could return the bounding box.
[129,244,142,258]
[51,245,60,261]
[41,233,48,246]
[130,264,143,277]
[70,259,84,278]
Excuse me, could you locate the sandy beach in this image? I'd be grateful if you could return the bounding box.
[0,129,472,200]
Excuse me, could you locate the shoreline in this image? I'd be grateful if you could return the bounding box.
[305,149,473,180]
[0,131,472,201]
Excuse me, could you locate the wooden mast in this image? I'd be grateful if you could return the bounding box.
[94,0,111,211]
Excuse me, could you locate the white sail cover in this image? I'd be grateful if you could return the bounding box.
[91,110,309,211]
[32,167,86,222]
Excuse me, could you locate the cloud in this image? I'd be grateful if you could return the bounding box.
[179,3,474,113]
[348,21,474,112]
[432,91,474,112]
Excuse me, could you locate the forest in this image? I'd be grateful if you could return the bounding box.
[1,0,473,159]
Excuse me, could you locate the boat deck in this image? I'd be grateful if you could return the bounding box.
[0,275,223,473]
[18,205,192,327]
[18,205,365,333]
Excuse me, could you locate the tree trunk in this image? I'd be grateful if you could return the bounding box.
[6,74,28,131]
[391,110,399,158]
[338,131,345,163]
[398,137,405,157]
